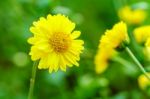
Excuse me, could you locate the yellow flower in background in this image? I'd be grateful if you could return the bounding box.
[118,6,146,25]
[143,47,150,61]
[94,21,129,74]
[138,73,150,90]
[134,26,150,43]
[134,26,150,61]
[144,40,150,64]
[28,14,84,73]
[109,21,129,48]
[100,21,129,49]
[146,38,150,47]
[95,48,114,74]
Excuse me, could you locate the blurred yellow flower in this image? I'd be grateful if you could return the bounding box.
[134,26,150,61]
[118,6,146,25]
[138,73,150,90]
[134,26,150,43]
[94,21,129,74]
[100,21,129,49]
[28,14,84,73]
[109,21,129,48]
[95,48,114,74]
[143,47,150,60]
[146,38,150,47]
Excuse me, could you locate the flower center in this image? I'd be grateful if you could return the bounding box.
[49,32,71,53]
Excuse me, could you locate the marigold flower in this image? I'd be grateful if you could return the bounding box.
[28,14,84,73]
[134,26,150,43]
[118,6,146,25]
[138,73,150,90]
[94,21,129,74]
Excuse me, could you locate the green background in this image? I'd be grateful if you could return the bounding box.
[0,0,150,99]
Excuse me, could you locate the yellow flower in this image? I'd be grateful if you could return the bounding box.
[95,48,114,74]
[143,47,150,60]
[146,38,150,47]
[94,21,128,74]
[118,6,146,25]
[138,73,150,90]
[109,21,129,48]
[28,14,84,73]
[101,21,129,49]
[134,26,150,60]
[134,26,150,43]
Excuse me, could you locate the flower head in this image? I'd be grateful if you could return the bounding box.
[95,48,114,74]
[118,6,146,25]
[138,73,150,90]
[134,26,150,60]
[146,38,150,46]
[94,21,129,74]
[134,26,150,43]
[28,14,84,73]
[100,21,129,49]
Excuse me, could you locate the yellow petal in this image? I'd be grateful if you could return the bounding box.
[71,31,81,39]
[59,55,67,71]
[38,56,49,69]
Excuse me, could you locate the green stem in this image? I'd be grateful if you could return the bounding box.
[28,61,38,99]
[112,56,137,72]
[125,47,150,80]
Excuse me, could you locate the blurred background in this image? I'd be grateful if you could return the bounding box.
[1,0,150,99]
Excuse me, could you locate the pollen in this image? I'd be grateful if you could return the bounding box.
[49,32,71,53]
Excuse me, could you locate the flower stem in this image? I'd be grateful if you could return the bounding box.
[125,47,150,80]
[112,56,137,72]
[28,61,38,99]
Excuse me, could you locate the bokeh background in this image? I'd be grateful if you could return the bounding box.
[1,0,150,99]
